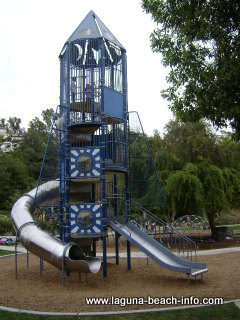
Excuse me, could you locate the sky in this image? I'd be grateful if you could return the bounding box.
[0,0,173,136]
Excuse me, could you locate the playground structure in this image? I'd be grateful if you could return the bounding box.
[174,215,210,230]
[11,11,207,284]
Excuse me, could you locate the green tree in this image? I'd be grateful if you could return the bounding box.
[214,136,240,170]
[197,159,227,233]
[162,120,216,165]
[6,117,23,135]
[142,0,240,139]
[0,151,33,210]
[42,108,55,131]
[222,168,240,209]
[164,166,204,222]
[21,108,55,180]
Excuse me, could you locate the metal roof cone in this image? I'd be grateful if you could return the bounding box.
[67,10,125,49]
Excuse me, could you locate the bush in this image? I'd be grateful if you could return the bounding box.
[0,210,10,218]
[0,216,14,235]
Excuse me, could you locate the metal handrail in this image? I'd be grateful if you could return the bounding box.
[131,201,197,261]
[131,220,148,233]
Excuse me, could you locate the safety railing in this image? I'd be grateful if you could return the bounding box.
[69,88,101,124]
[131,201,197,261]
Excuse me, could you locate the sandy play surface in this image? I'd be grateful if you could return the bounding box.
[0,236,239,313]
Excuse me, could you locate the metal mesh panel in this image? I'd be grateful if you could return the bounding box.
[34,107,62,207]
[128,111,165,206]
[104,41,123,93]
[68,39,101,124]
[105,117,126,169]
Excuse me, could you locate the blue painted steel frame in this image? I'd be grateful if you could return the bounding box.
[64,43,71,244]
[100,38,107,278]
[57,23,130,278]
[122,49,131,270]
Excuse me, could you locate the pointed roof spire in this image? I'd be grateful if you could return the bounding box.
[67,11,125,49]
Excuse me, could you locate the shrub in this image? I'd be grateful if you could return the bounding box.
[0,216,14,235]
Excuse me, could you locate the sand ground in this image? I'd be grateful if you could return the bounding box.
[0,237,239,313]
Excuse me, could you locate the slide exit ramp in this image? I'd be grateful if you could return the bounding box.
[110,220,208,277]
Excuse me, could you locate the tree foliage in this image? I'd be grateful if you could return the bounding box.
[145,120,240,232]
[6,117,23,135]
[0,108,55,211]
[165,167,204,222]
[20,109,55,180]
[0,151,33,210]
[142,0,240,139]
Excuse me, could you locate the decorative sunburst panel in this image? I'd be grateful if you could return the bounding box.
[70,148,101,177]
[70,204,102,234]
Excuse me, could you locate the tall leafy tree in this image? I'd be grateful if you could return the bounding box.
[0,151,33,210]
[20,108,55,180]
[6,117,24,135]
[164,166,204,222]
[142,0,240,139]
[162,120,216,165]
[196,159,227,232]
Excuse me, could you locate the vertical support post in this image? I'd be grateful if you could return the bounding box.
[100,38,107,278]
[92,239,96,257]
[59,55,66,242]
[102,236,107,278]
[82,67,86,122]
[62,255,65,287]
[15,234,18,280]
[65,43,71,245]
[59,134,64,241]
[112,124,116,165]
[40,258,43,276]
[85,273,88,285]
[27,250,29,268]
[122,50,130,223]
[127,240,131,270]
[113,174,118,216]
[91,60,95,121]
[115,231,119,265]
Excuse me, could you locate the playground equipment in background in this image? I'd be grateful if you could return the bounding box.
[174,215,210,230]
[11,11,207,285]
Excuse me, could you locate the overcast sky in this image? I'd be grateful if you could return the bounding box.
[0,0,173,135]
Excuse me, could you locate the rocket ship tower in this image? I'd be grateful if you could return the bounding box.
[58,11,129,276]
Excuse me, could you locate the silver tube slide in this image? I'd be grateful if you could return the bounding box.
[11,181,101,274]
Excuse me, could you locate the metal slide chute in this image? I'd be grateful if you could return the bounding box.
[11,181,101,274]
[110,220,208,277]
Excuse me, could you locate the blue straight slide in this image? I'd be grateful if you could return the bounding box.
[110,220,208,277]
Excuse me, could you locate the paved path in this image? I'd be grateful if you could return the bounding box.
[1,245,240,257]
[0,245,26,253]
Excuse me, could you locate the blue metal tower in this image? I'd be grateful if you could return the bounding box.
[58,11,129,277]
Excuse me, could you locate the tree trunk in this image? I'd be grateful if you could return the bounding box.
[206,211,215,238]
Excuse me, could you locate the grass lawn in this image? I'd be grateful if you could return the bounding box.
[0,304,239,320]
[227,224,240,231]
[0,249,14,257]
